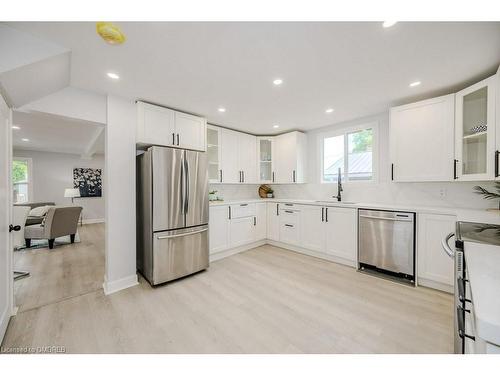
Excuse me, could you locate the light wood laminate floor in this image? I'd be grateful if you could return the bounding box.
[13,223,105,313]
[3,236,453,353]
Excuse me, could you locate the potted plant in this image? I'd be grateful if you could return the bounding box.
[473,182,500,212]
[208,190,218,201]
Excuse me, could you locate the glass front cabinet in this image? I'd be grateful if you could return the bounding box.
[257,137,275,183]
[207,125,222,183]
[455,75,497,181]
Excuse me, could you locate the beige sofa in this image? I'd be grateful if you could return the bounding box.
[24,206,83,249]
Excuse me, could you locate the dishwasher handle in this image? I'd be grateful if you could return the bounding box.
[441,232,455,258]
[358,214,413,222]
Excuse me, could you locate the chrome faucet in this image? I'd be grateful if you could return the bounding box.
[332,167,343,202]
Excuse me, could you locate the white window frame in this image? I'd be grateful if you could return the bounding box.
[318,121,379,184]
[13,157,33,203]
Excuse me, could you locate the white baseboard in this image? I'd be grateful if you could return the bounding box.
[103,274,138,295]
[0,306,10,345]
[82,218,105,225]
[210,240,266,262]
[417,277,453,294]
[266,240,357,268]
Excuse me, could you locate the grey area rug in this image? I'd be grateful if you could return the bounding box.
[14,233,81,251]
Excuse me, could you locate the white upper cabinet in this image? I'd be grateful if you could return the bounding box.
[207,125,222,183]
[137,101,175,146]
[175,111,207,151]
[238,132,257,184]
[217,127,257,184]
[274,131,308,183]
[257,137,275,183]
[220,128,240,183]
[137,101,207,151]
[390,94,455,182]
[455,75,496,181]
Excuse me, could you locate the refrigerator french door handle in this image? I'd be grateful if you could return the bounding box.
[177,133,180,146]
[495,151,499,178]
[184,154,190,215]
[172,133,175,145]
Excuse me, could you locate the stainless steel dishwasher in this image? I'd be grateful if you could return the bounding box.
[358,209,416,284]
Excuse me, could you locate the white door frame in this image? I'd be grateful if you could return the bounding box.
[0,93,14,343]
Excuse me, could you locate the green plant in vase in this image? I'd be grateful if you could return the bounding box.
[473,182,500,210]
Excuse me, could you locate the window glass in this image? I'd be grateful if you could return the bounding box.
[323,134,344,182]
[13,159,30,203]
[347,129,373,181]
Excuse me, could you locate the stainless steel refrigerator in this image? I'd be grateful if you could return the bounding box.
[136,146,209,285]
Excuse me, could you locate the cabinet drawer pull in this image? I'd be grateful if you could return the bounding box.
[253,217,256,226]
[285,224,294,228]
[172,133,175,145]
[176,133,180,146]
[220,170,223,182]
[322,207,324,222]
[240,204,248,206]
[284,210,294,214]
[325,207,328,222]
[454,159,458,180]
[228,206,231,220]
[284,203,293,206]
[276,204,279,216]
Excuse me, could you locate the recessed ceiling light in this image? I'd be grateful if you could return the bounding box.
[409,81,421,87]
[273,78,283,86]
[107,72,120,80]
[325,108,334,114]
[218,107,226,113]
[382,21,397,28]
[12,125,20,130]
[21,138,29,142]
[273,125,280,129]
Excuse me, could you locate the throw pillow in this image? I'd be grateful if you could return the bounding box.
[29,205,51,217]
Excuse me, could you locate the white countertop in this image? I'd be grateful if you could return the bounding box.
[465,241,500,346]
[210,198,500,225]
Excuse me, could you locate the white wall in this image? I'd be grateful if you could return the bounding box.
[13,149,105,222]
[272,112,498,210]
[104,95,138,295]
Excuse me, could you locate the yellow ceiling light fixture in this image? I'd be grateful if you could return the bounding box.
[96,22,126,45]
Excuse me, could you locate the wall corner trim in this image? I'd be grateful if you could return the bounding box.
[102,274,138,295]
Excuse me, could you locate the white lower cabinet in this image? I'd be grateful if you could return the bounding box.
[267,202,280,241]
[417,213,456,290]
[255,203,267,241]
[209,205,230,254]
[279,208,300,246]
[299,205,325,252]
[229,216,255,248]
[324,207,357,263]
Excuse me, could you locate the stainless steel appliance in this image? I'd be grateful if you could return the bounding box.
[136,146,209,285]
[442,221,500,354]
[358,209,416,283]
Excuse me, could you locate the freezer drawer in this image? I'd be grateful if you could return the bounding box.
[358,209,415,278]
[150,225,209,285]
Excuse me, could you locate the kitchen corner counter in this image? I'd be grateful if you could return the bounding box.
[209,198,500,225]
[465,241,500,346]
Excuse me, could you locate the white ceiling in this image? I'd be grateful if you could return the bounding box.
[12,110,105,156]
[6,22,500,134]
